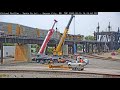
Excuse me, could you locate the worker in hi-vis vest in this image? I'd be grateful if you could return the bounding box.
[77,56,84,63]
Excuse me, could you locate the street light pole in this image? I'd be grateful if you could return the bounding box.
[73,16,76,54]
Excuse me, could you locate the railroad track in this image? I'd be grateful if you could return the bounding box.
[0,69,120,78]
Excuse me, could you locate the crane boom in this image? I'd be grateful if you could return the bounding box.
[38,20,58,54]
[53,15,75,56]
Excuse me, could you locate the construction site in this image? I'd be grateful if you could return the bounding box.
[1,14,120,78]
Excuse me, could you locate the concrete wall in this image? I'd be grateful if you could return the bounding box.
[0,46,15,58]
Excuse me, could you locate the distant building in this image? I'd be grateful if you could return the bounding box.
[0,30,5,37]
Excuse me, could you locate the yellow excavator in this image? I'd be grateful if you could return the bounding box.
[53,15,75,56]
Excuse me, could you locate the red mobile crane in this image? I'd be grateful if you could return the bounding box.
[33,20,58,64]
[38,19,58,54]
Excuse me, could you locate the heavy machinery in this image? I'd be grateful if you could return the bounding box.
[48,15,89,70]
[67,56,89,71]
[53,15,75,56]
[32,20,58,64]
[38,19,58,54]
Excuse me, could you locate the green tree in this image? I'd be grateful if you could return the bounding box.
[85,35,94,40]
[77,45,83,51]
[31,44,37,48]
[46,47,53,54]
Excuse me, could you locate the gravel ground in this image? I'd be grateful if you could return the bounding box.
[0,72,115,78]
[1,57,120,78]
[85,58,120,70]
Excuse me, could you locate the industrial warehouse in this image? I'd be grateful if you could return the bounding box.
[0,13,120,78]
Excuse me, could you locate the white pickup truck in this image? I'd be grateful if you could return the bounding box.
[67,57,89,71]
[68,60,86,71]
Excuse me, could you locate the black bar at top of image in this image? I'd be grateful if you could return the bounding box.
[0,0,120,13]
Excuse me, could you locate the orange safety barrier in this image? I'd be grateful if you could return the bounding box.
[49,64,70,69]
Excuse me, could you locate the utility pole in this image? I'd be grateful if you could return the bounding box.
[108,22,111,32]
[0,42,3,64]
[73,15,77,54]
[97,22,100,40]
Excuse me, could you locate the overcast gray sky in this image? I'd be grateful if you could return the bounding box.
[0,12,120,36]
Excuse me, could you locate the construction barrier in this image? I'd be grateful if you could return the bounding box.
[49,64,70,69]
